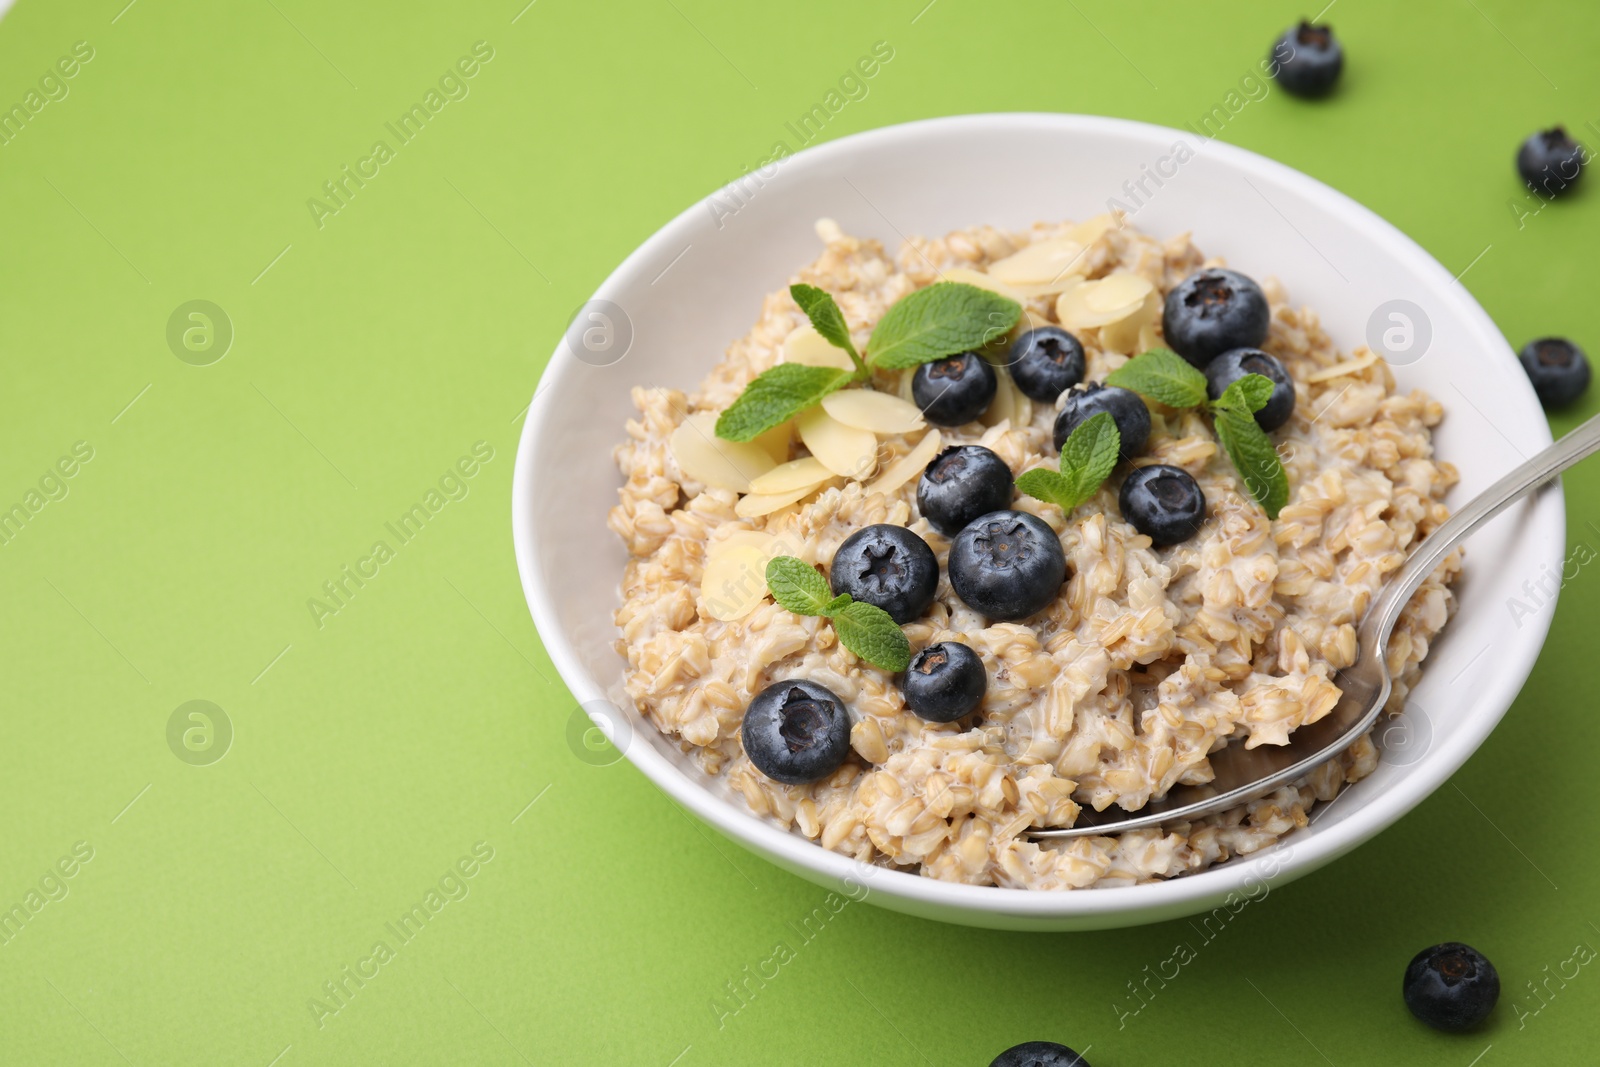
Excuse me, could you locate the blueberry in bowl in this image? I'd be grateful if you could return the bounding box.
[990,1041,1092,1067]
[1162,267,1271,368]
[1517,127,1586,199]
[1402,942,1500,1032]
[1053,383,1150,459]
[1518,336,1590,408]
[912,351,997,426]
[918,445,1015,538]
[741,680,853,785]
[1205,348,1296,430]
[1119,465,1206,546]
[829,524,939,624]
[948,510,1067,621]
[901,642,986,722]
[1270,21,1343,99]
[1008,326,1086,402]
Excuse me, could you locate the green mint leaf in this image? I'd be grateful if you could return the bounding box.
[1105,348,1209,409]
[715,363,853,441]
[1060,411,1121,503]
[1015,468,1081,511]
[1212,373,1275,416]
[1212,402,1289,519]
[867,282,1022,370]
[765,556,835,616]
[789,284,862,367]
[830,600,911,672]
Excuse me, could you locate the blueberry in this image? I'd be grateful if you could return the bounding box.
[917,445,1015,538]
[1119,465,1206,546]
[1517,127,1586,199]
[948,510,1066,621]
[1205,348,1296,431]
[741,680,852,785]
[912,351,997,426]
[901,642,986,722]
[829,524,938,624]
[1519,337,1591,408]
[1403,942,1500,1033]
[1271,21,1343,98]
[1052,383,1151,460]
[989,1041,1092,1067]
[1008,327,1086,402]
[1162,268,1271,369]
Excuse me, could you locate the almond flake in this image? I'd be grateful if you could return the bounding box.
[797,406,879,480]
[863,429,942,499]
[735,484,818,518]
[1100,289,1160,355]
[748,456,834,495]
[701,542,773,621]
[1056,274,1154,330]
[1307,349,1380,382]
[781,324,855,370]
[986,237,1091,290]
[669,412,777,493]
[821,389,926,434]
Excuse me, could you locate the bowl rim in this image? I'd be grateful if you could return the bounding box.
[512,112,1562,922]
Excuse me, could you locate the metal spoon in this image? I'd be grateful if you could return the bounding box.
[1030,410,1600,839]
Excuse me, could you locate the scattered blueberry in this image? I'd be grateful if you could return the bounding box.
[947,510,1067,621]
[1053,382,1151,459]
[1205,348,1296,430]
[918,445,1015,538]
[1403,942,1500,1033]
[989,1041,1092,1067]
[829,524,938,624]
[1119,465,1206,546]
[901,642,986,722]
[1271,21,1343,98]
[1517,127,1586,199]
[1162,268,1272,369]
[912,351,997,426]
[741,680,853,785]
[1518,337,1591,408]
[1008,327,1086,402]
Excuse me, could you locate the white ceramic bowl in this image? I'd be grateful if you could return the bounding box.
[512,114,1561,930]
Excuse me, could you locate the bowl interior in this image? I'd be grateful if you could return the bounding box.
[513,114,1560,929]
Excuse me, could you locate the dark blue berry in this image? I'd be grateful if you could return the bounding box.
[1205,348,1296,431]
[989,1041,1092,1067]
[1271,21,1343,98]
[1403,942,1500,1033]
[948,510,1066,621]
[1162,268,1271,369]
[1517,127,1586,199]
[741,680,852,784]
[901,642,986,722]
[1518,337,1590,408]
[1053,383,1151,460]
[829,524,938,624]
[917,445,1014,538]
[1119,465,1206,546]
[1008,327,1086,402]
[912,352,997,426]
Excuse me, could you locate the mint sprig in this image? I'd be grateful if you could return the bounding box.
[765,556,911,672]
[791,282,864,373]
[1105,348,1208,409]
[1016,412,1121,513]
[714,363,853,442]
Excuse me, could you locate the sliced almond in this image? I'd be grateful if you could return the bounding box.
[938,267,1027,304]
[980,365,1017,428]
[751,420,794,464]
[863,429,943,499]
[1137,320,1164,354]
[1100,289,1161,355]
[1085,273,1154,313]
[1068,214,1121,245]
[1308,349,1380,382]
[796,406,879,480]
[1056,274,1155,330]
[748,456,834,495]
[821,389,926,434]
[781,324,855,371]
[701,542,773,621]
[735,484,819,518]
[669,412,777,493]
[987,237,1091,290]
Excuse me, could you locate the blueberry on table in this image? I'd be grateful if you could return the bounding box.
[1519,337,1591,408]
[911,351,997,426]
[917,445,1015,538]
[1205,347,1296,430]
[1162,268,1271,369]
[829,524,939,624]
[990,1041,1092,1067]
[1271,21,1343,98]
[1052,383,1151,459]
[901,642,986,722]
[741,680,853,785]
[1403,942,1500,1032]
[1008,327,1086,402]
[948,510,1067,621]
[1119,465,1206,546]
[1517,127,1586,199]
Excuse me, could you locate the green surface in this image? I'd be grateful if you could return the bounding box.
[1,0,1596,1063]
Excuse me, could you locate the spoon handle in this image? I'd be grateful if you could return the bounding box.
[1365,409,1600,644]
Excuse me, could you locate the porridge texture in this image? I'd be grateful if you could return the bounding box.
[607,217,1458,890]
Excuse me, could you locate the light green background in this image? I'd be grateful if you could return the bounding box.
[1,0,1596,1063]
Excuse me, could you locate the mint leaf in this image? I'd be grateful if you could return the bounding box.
[1105,348,1209,409]
[715,363,853,441]
[1016,411,1120,513]
[1015,468,1081,512]
[830,600,911,672]
[765,556,834,615]
[1210,376,1289,519]
[1212,372,1275,416]
[867,282,1022,370]
[790,284,862,369]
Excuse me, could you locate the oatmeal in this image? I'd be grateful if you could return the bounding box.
[608,216,1458,890]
